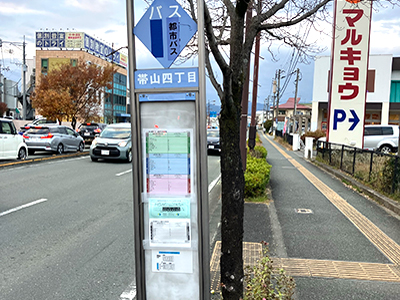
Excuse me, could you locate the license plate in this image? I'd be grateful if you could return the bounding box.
[84,132,90,136]
[208,145,214,149]
[101,150,110,155]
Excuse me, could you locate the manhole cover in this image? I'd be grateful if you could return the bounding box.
[295,208,313,214]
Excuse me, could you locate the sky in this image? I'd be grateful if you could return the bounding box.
[1,0,400,109]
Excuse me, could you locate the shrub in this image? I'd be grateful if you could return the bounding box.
[245,154,271,198]
[301,129,326,145]
[244,242,296,300]
[264,120,273,133]
[250,145,267,159]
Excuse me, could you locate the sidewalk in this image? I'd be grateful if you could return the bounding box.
[210,132,400,300]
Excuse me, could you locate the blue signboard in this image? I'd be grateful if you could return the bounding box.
[35,31,127,68]
[135,68,198,89]
[134,0,197,68]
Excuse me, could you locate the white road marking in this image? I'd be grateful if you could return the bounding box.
[116,169,132,177]
[120,282,136,300]
[208,174,221,193]
[0,198,48,217]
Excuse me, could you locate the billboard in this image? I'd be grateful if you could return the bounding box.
[35,31,127,68]
[327,0,372,148]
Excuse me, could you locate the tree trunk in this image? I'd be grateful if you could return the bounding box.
[219,7,247,298]
[71,116,76,130]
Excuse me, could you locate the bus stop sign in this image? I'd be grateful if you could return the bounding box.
[134,0,197,68]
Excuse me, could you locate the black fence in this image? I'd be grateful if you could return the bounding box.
[276,130,293,146]
[316,141,400,198]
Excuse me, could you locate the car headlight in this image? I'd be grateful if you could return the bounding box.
[91,139,98,147]
[118,140,128,147]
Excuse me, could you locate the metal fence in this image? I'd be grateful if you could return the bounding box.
[316,141,400,198]
[276,130,293,146]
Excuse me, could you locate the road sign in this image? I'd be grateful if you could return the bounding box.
[134,0,197,68]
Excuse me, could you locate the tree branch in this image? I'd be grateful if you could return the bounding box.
[260,0,332,31]
[204,1,230,74]
[205,48,224,99]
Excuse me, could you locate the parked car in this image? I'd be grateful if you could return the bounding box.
[77,122,107,144]
[0,118,28,160]
[363,125,399,153]
[207,129,221,154]
[23,125,84,155]
[90,123,132,162]
[318,125,399,153]
[20,118,58,133]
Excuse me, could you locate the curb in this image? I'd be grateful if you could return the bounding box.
[0,151,89,169]
[311,159,400,217]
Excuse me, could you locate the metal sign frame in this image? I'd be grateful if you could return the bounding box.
[126,0,209,299]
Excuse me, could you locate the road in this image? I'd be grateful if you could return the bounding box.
[0,154,221,299]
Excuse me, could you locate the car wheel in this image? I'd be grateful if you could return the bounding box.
[78,142,84,152]
[18,147,27,160]
[379,145,393,154]
[126,150,132,163]
[91,156,98,162]
[28,149,35,155]
[56,143,64,155]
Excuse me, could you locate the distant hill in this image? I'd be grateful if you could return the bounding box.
[208,102,270,115]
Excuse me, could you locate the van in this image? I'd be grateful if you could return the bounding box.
[363,125,399,153]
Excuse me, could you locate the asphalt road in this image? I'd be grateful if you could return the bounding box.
[0,154,221,299]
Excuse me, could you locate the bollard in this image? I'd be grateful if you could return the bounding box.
[304,137,314,159]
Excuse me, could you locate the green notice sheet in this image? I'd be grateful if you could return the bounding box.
[147,131,189,154]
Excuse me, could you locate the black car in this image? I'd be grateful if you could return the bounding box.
[77,122,107,144]
[207,129,221,154]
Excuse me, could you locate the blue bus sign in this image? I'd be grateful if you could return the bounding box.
[134,0,197,68]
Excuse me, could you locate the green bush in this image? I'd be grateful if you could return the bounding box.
[245,153,271,198]
[264,120,273,133]
[244,243,296,300]
[249,145,267,159]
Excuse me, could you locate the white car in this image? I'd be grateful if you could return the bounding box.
[0,118,28,160]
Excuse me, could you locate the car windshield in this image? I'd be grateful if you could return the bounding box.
[80,125,97,130]
[207,131,219,138]
[100,127,130,139]
[26,128,50,135]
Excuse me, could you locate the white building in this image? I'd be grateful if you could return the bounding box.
[311,55,400,131]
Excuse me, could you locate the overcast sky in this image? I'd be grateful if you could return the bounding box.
[1,0,400,107]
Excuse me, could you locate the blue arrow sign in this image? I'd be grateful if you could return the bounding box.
[134,0,197,68]
[349,109,360,131]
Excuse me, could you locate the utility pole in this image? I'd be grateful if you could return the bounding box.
[111,42,114,124]
[272,76,277,137]
[273,69,281,136]
[293,68,300,133]
[240,5,253,170]
[22,36,27,120]
[248,0,261,150]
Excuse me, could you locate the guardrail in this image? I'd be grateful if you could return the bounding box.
[316,141,400,198]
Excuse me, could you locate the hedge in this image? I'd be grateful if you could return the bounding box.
[244,150,271,198]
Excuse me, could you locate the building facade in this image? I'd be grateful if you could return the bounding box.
[35,49,127,123]
[311,55,400,131]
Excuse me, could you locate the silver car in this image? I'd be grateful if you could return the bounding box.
[89,123,132,162]
[23,125,85,155]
